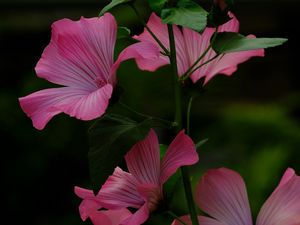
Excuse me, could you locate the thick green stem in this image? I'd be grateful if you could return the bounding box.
[167,24,199,225]
[167,24,182,130]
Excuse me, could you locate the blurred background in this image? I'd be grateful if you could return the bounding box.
[1,0,299,224]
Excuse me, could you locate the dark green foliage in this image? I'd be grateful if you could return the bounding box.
[147,0,168,14]
[88,113,153,190]
[161,0,208,32]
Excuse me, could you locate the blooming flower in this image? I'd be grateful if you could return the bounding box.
[133,13,264,84]
[172,167,300,225]
[19,13,159,130]
[76,129,199,225]
[75,186,132,225]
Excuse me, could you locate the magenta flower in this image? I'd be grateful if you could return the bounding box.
[75,129,199,225]
[19,13,159,130]
[172,167,300,225]
[133,13,264,84]
[75,186,132,225]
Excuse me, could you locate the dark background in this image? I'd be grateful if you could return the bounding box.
[1,0,299,224]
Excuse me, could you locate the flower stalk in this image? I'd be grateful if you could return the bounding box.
[167,24,200,225]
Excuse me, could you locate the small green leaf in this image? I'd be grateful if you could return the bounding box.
[88,114,153,190]
[161,0,208,32]
[99,0,132,16]
[117,27,131,39]
[147,0,168,14]
[212,32,288,54]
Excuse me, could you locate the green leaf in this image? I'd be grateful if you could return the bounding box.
[88,114,153,190]
[161,0,208,32]
[99,0,132,16]
[147,0,168,14]
[117,26,131,39]
[212,32,288,54]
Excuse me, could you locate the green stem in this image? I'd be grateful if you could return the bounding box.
[167,24,199,225]
[119,102,176,128]
[187,96,194,135]
[130,3,170,55]
[167,211,189,225]
[167,24,182,130]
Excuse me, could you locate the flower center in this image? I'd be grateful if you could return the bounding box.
[146,188,162,212]
[94,78,106,88]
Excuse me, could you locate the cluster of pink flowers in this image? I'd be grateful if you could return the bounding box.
[18,9,299,225]
[76,129,198,225]
[19,12,262,130]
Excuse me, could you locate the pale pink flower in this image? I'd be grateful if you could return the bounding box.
[172,167,300,225]
[133,13,264,84]
[76,129,198,225]
[19,13,159,130]
[75,186,132,225]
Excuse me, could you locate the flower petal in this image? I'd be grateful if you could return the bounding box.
[203,36,264,84]
[121,203,150,225]
[137,184,162,212]
[276,168,296,190]
[125,129,161,185]
[98,167,144,209]
[133,13,190,76]
[160,130,198,184]
[89,209,132,225]
[196,168,253,225]
[256,168,300,225]
[74,186,102,221]
[184,14,263,84]
[36,13,117,88]
[19,84,113,130]
[113,42,163,72]
[89,211,112,225]
[171,215,226,225]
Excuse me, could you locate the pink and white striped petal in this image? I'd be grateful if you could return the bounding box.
[196,168,253,225]
[184,15,263,84]
[89,208,132,225]
[74,186,102,221]
[98,167,144,209]
[121,203,150,225]
[125,129,161,185]
[36,14,117,88]
[160,130,198,184]
[256,168,300,225]
[19,85,113,130]
[19,84,113,130]
[114,42,162,72]
[133,13,190,75]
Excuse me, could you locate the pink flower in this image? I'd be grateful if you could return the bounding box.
[172,167,300,225]
[133,13,264,84]
[76,129,198,225]
[19,13,159,130]
[75,186,132,225]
